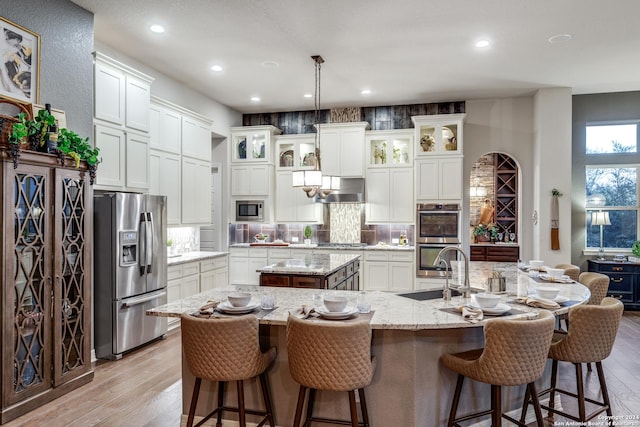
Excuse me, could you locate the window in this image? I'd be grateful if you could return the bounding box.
[585,122,640,252]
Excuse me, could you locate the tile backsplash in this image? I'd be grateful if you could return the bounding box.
[167,226,199,254]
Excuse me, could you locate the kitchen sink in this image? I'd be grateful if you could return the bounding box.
[397,289,462,301]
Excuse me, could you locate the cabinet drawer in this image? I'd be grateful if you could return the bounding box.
[181,262,200,276]
[200,256,228,272]
[249,248,269,258]
[365,251,389,262]
[326,267,347,288]
[389,252,413,262]
[346,261,357,276]
[606,274,633,293]
[607,291,633,303]
[261,275,290,287]
[167,265,183,281]
[596,264,636,274]
[293,276,322,288]
[230,248,249,257]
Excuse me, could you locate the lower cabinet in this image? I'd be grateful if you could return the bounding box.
[362,251,414,292]
[588,260,639,309]
[229,247,268,285]
[200,256,229,291]
[470,245,519,262]
[260,258,360,290]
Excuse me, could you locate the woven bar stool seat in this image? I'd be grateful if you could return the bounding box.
[441,311,555,427]
[181,314,276,427]
[554,263,580,282]
[521,297,624,426]
[286,315,375,427]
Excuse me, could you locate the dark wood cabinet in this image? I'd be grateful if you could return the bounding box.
[588,260,639,310]
[1,150,94,422]
[260,259,360,290]
[470,245,519,262]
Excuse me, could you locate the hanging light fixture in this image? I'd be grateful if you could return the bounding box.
[292,55,340,198]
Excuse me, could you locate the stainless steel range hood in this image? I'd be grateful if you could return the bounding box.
[315,178,365,203]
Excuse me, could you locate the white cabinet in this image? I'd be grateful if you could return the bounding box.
[318,122,369,178]
[182,157,212,225]
[275,171,322,223]
[167,261,201,326]
[275,134,317,169]
[94,60,125,125]
[125,132,150,189]
[182,115,212,161]
[149,103,181,154]
[150,150,181,225]
[362,251,414,292]
[200,256,229,291]
[125,74,151,132]
[229,247,268,285]
[231,164,272,196]
[415,157,463,201]
[366,130,413,167]
[412,113,466,156]
[366,168,413,223]
[230,126,281,163]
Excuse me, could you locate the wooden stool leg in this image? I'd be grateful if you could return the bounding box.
[259,373,275,427]
[293,385,307,427]
[216,381,225,427]
[358,388,370,427]
[548,359,559,417]
[237,379,246,427]
[595,362,614,419]
[448,374,464,427]
[348,390,359,427]
[519,381,531,423]
[186,377,202,427]
[529,382,545,426]
[306,388,317,422]
[491,384,502,427]
[576,363,586,421]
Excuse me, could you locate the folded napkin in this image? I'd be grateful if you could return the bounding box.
[458,305,484,323]
[289,304,316,319]
[199,300,219,313]
[515,296,560,309]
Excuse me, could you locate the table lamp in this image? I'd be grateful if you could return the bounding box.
[591,211,611,260]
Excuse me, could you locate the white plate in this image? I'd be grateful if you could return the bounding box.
[532,294,570,304]
[316,307,359,320]
[468,301,511,316]
[217,302,260,314]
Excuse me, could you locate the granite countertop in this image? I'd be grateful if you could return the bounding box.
[148,261,590,330]
[229,243,414,251]
[167,251,228,266]
[256,253,360,276]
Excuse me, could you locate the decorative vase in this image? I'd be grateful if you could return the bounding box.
[304,238,311,245]
[476,234,490,243]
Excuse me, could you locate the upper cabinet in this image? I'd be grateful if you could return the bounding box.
[412,113,466,156]
[366,129,413,167]
[230,125,281,163]
[93,52,154,193]
[275,134,317,170]
[317,122,370,178]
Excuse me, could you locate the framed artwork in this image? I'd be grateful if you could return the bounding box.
[0,16,40,104]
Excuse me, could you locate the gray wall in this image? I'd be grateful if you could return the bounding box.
[1,0,94,142]
[572,91,640,270]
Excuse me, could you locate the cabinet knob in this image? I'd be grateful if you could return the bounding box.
[612,267,623,272]
[611,294,623,300]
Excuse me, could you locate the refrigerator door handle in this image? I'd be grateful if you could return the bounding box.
[122,291,167,308]
[139,212,147,276]
[146,212,154,274]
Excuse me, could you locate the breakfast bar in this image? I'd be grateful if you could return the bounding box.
[147,262,590,426]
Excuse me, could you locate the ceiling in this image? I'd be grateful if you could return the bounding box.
[71,0,640,114]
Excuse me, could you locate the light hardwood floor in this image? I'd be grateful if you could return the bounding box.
[5,313,640,427]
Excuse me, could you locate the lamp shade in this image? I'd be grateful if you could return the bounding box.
[292,169,322,187]
[591,211,611,226]
[321,176,340,191]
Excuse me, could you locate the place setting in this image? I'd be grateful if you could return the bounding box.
[511,286,577,309]
[290,293,373,321]
[194,291,278,318]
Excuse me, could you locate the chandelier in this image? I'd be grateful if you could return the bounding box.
[292,55,340,198]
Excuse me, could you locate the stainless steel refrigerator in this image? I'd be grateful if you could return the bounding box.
[93,192,168,360]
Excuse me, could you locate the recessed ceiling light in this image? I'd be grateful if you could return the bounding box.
[475,39,490,48]
[261,61,279,68]
[251,97,261,102]
[303,93,313,98]
[361,89,371,95]
[210,64,223,72]
[548,33,572,44]
[149,24,165,33]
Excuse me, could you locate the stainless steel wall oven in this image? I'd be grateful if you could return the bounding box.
[416,203,461,277]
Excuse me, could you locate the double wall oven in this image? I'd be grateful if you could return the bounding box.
[415,203,461,278]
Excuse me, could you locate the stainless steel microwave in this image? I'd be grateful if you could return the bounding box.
[235,200,264,222]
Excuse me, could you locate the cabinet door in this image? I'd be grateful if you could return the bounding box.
[341,127,365,177]
[275,172,297,223]
[125,75,151,132]
[150,104,181,153]
[181,274,200,298]
[182,116,211,161]
[363,262,389,291]
[94,125,125,188]
[125,133,150,190]
[200,270,215,292]
[319,128,341,177]
[366,168,389,223]
[229,257,249,284]
[439,157,462,200]
[248,258,268,285]
[213,268,229,289]
[181,157,211,224]
[150,150,181,225]
[415,158,439,200]
[231,165,270,196]
[390,168,414,222]
[388,262,414,292]
[94,62,125,125]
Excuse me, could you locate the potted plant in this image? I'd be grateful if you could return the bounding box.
[303,225,312,245]
[630,241,640,263]
[473,223,499,242]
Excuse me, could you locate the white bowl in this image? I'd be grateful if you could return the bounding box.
[474,293,501,309]
[529,260,544,269]
[536,286,560,300]
[546,268,565,278]
[323,296,348,313]
[228,292,252,307]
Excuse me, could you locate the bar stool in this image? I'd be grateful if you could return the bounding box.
[286,315,375,427]
[521,297,624,425]
[441,310,555,427]
[578,272,610,305]
[181,314,276,427]
[554,263,580,282]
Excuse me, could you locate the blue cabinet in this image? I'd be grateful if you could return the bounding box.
[588,260,638,309]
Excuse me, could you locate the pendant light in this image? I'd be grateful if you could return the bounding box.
[292,55,340,198]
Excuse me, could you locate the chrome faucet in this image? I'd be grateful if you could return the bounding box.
[437,258,452,301]
[434,246,472,299]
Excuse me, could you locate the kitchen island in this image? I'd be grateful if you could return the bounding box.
[256,253,360,290]
[148,262,590,426]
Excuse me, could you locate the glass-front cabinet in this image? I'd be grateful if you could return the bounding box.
[230,125,281,163]
[275,134,317,169]
[412,113,466,155]
[366,130,413,167]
